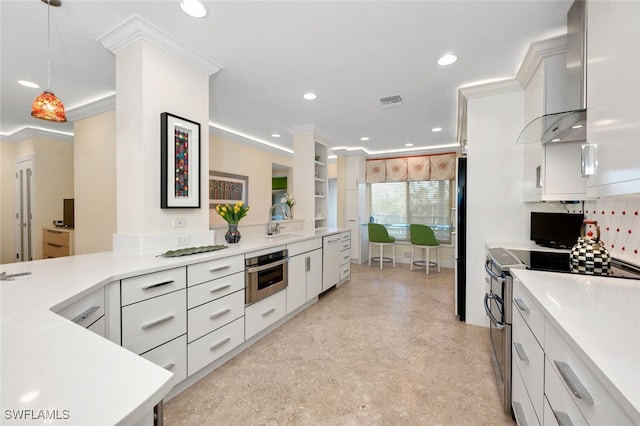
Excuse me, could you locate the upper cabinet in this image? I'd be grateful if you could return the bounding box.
[586,1,640,197]
[518,35,588,202]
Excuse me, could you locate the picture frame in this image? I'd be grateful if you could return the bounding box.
[161,112,201,208]
[209,171,249,207]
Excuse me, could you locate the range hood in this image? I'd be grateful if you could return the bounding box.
[516,0,586,145]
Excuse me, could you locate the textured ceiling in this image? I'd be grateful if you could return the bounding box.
[0,1,573,156]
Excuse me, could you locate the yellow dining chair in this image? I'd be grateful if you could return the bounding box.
[409,224,440,275]
[368,223,396,270]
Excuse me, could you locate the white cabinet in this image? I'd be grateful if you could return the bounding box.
[287,238,323,313]
[141,335,188,384]
[344,155,366,263]
[56,286,106,337]
[512,363,541,426]
[314,140,328,229]
[586,1,640,197]
[188,317,244,376]
[245,290,286,340]
[322,231,350,291]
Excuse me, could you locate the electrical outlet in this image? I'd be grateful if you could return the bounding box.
[173,218,187,228]
[176,235,190,246]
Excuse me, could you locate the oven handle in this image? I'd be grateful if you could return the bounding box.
[484,258,506,283]
[246,258,289,274]
[484,293,505,330]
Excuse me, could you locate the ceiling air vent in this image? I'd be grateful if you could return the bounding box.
[379,95,404,108]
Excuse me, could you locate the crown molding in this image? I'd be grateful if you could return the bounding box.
[66,94,116,122]
[209,123,293,157]
[516,34,567,88]
[459,79,522,99]
[97,15,222,76]
[2,127,73,143]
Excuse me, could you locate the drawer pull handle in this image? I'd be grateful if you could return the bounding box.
[47,243,63,248]
[163,363,175,371]
[141,280,174,290]
[262,307,276,317]
[513,342,529,362]
[553,410,574,426]
[209,337,231,352]
[512,401,528,426]
[141,314,175,330]
[514,298,530,312]
[209,308,231,320]
[209,284,231,294]
[554,360,594,403]
[71,306,100,323]
[209,265,231,273]
[48,230,63,234]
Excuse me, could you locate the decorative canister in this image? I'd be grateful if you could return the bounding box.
[570,219,611,275]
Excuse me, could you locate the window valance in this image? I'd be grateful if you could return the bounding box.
[365,153,456,183]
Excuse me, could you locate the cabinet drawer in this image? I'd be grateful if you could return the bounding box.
[187,271,244,309]
[43,242,69,258]
[287,238,322,257]
[141,335,187,385]
[339,262,350,281]
[512,362,541,426]
[188,290,244,343]
[340,240,351,251]
[512,307,544,420]
[513,277,544,346]
[544,357,588,426]
[340,249,350,266]
[87,315,106,337]
[188,317,244,376]
[57,287,105,329]
[43,229,70,246]
[121,267,186,306]
[339,231,350,242]
[187,255,244,287]
[545,322,635,426]
[121,290,186,355]
[245,290,286,340]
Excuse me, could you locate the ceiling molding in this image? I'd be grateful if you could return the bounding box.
[209,123,293,157]
[516,34,567,88]
[2,127,73,143]
[97,15,223,76]
[459,79,522,99]
[330,148,369,157]
[66,94,116,122]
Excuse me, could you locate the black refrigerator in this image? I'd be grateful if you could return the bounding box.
[455,157,467,321]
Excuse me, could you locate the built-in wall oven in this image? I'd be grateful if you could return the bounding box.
[245,249,289,305]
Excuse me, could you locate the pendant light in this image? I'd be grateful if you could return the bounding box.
[31,0,67,123]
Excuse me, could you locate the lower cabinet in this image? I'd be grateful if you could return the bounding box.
[512,363,540,426]
[245,290,286,340]
[141,335,188,384]
[322,231,351,291]
[56,286,106,337]
[188,317,244,376]
[287,237,323,313]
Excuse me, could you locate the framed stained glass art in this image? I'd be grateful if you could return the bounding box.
[160,112,201,208]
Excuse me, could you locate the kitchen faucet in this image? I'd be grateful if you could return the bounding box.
[267,204,287,235]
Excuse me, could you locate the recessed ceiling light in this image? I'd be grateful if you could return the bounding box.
[303,92,317,100]
[18,80,40,89]
[571,124,583,129]
[432,127,443,132]
[180,0,207,18]
[551,138,561,142]
[360,137,370,141]
[437,54,458,66]
[405,143,414,147]
[271,133,281,138]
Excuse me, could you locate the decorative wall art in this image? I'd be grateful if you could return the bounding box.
[209,171,249,207]
[161,112,201,208]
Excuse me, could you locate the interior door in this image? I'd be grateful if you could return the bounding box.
[15,156,34,262]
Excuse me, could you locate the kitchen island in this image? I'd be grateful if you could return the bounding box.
[510,268,640,425]
[0,229,348,425]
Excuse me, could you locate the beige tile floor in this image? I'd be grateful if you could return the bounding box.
[164,263,515,426]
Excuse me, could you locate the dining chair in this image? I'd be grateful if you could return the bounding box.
[368,223,396,270]
[409,224,440,275]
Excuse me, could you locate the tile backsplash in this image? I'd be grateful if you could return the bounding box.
[582,197,640,265]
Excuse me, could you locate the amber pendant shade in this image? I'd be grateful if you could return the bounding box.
[31,90,67,122]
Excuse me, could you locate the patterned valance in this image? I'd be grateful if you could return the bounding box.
[365,153,456,183]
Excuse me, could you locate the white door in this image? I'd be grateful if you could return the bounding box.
[15,156,34,262]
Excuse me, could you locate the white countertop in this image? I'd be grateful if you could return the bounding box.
[510,268,640,421]
[0,228,344,425]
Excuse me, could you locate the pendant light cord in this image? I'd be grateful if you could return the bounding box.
[47,0,51,90]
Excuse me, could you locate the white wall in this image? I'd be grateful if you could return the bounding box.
[464,82,531,327]
[74,110,117,254]
[0,140,16,264]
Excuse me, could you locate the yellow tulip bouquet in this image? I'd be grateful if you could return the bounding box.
[215,202,250,224]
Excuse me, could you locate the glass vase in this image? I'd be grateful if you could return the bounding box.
[225,223,241,244]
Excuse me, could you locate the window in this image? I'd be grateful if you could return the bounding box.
[369,180,452,243]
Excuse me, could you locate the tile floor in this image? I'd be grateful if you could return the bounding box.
[164,263,515,425]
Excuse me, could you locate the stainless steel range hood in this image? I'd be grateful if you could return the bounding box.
[516,0,586,145]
